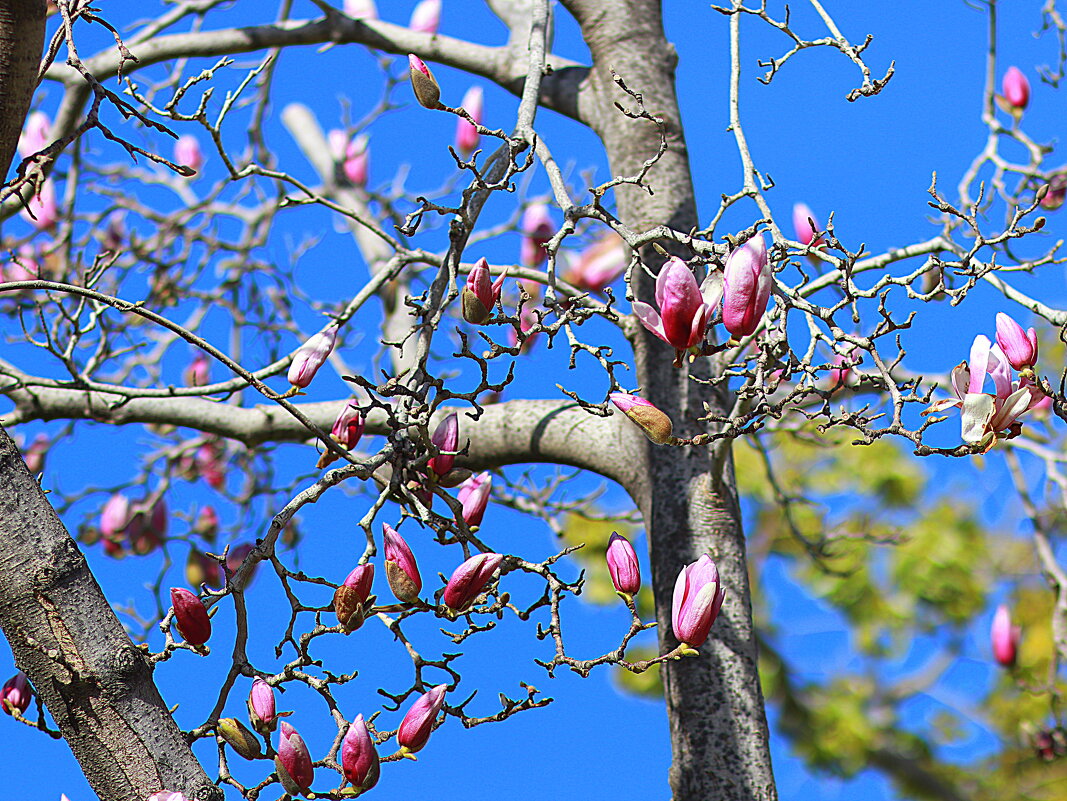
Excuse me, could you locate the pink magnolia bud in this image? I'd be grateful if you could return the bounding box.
[287,324,339,388]
[343,0,377,19]
[995,312,1038,371]
[6,245,41,283]
[610,393,673,444]
[632,256,722,354]
[1,672,32,715]
[341,714,380,791]
[18,110,51,158]
[343,135,369,186]
[462,257,507,324]
[443,552,503,612]
[792,202,822,248]
[409,0,440,34]
[722,236,772,339]
[331,399,365,449]
[521,203,554,267]
[1002,66,1030,112]
[276,721,314,795]
[21,178,57,230]
[408,54,442,109]
[184,353,210,387]
[383,523,422,602]
[455,86,483,155]
[1041,172,1067,210]
[334,564,375,632]
[170,587,212,646]
[606,532,641,597]
[427,412,459,478]
[174,135,204,173]
[100,493,131,539]
[565,236,626,292]
[457,471,491,528]
[991,603,1021,668]
[21,433,48,474]
[248,678,277,734]
[397,684,447,754]
[671,555,726,648]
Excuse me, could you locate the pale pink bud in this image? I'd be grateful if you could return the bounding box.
[427,412,459,478]
[671,555,726,648]
[722,236,772,339]
[276,721,314,794]
[170,587,212,645]
[610,393,673,444]
[408,54,442,109]
[521,203,554,267]
[343,0,377,18]
[343,135,369,186]
[991,603,1021,668]
[443,552,503,612]
[341,714,380,791]
[462,257,507,324]
[792,203,822,247]
[457,471,491,528]
[21,178,58,230]
[248,678,276,733]
[995,312,1038,371]
[397,684,447,753]
[383,523,422,602]
[6,245,40,283]
[287,324,339,388]
[455,86,483,155]
[1,672,31,715]
[184,353,211,387]
[408,0,440,34]
[606,532,640,597]
[1002,66,1030,112]
[565,236,626,292]
[18,111,51,158]
[174,135,204,173]
[632,256,721,354]
[331,399,365,449]
[21,433,48,474]
[100,493,131,539]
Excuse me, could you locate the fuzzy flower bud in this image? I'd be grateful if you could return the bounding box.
[606,532,641,597]
[671,555,726,648]
[287,324,339,388]
[383,523,422,603]
[342,714,380,791]
[443,552,503,612]
[462,257,506,324]
[610,393,673,444]
[722,236,772,339]
[408,54,442,109]
[247,678,277,734]
[1,672,31,715]
[333,564,375,633]
[397,684,447,754]
[994,312,1038,371]
[427,412,459,478]
[276,721,314,795]
[218,717,262,760]
[170,587,212,646]
[457,471,491,528]
[991,603,1021,668]
[455,86,483,155]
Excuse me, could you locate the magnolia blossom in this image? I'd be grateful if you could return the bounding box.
[331,399,365,449]
[18,110,51,157]
[520,203,554,267]
[408,54,441,109]
[170,588,211,645]
[792,203,822,247]
[457,471,491,528]
[924,334,1044,447]
[383,523,422,602]
[334,563,375,632]
[632,256,723,357]
[174,135,204,173]
[276,722,314,795]
[991,604,1021,668]
[610,392,673,444]
[343,0,377,18]
[722,236,772,339]
[1041,172,1067,210]
[1002,66,1030,112]
[564,236,627,292]
[6,245,40,283]
[148,793,191,801]
[994,312,1038,371]
[1,672,31,715]
[409,0,441,33]
[287,324,339,388]
[606,532,641,597]
[340,134,370,186]
[247,678,276,733]
[427,412,459,478]
[21,178,57,230]
[397,684,447,753]
[455,86,483,155]
[443,552,503,612]
[184,352,210,387]
[672,555,726,648]
[341,714,380,791]
[462,257,506,324]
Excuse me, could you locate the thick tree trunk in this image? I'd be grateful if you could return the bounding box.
[0,0,44,182]
[564,1,778,798]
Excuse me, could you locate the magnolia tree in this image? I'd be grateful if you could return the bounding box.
[2,0,1067,799]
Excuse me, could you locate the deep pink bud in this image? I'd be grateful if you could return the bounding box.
[995,312,1038,371]
[1041,172,1067,210]
[184,352,210,387]
[276,721,314,794]
[443,552,503,612]
[248,678,276,733]
[287,324,339,388]
[170,587,212,645]
[408,0,440,33]
[521,203,554,267]
[991,603,1021,668]
[397,684,447,753]
[722,236,772,339]
[1002,66,1030,112]
[455,86,483,155]
[1,672,32,715]
[100,493,130,539]
[457,471,491,528]
[408,54,442,109]
[343,135,369,186]
[606,532,641,597]
[343,0,377,18]
[174,135,204,173]
[792,203,822,247]
[383,523,422,602]
[462,257,507,324]
[671,555,726,648]
[565,236,626,292]
[341,714,380,791]
[632,256,721,353]
[21,179,57,230]
[331,399,365,449]
[334,564,375,632]
[343,564,374,600]
[18,111,51,158]
[427,412,459,478]
[609,393,673,444]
